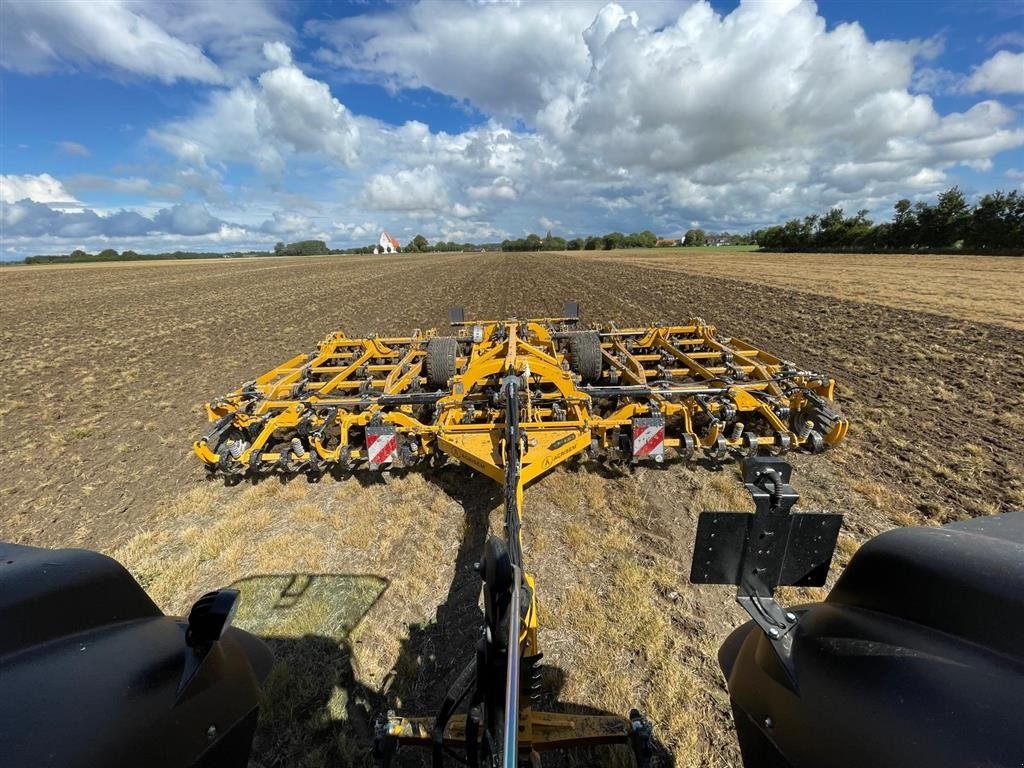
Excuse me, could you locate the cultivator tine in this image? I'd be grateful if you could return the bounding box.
[195,314,848,480]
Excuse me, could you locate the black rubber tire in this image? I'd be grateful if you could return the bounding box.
[425,336,458,389]
[567,330,603,384]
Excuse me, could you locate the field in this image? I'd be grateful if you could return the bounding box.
[2,249,1022,767]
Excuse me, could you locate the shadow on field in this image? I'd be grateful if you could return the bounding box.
[234,463,673,767]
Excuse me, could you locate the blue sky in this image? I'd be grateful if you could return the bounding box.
[1,0,1022,259]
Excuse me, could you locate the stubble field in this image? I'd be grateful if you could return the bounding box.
[2,249,1022,767]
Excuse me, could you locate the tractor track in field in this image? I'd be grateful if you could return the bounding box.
[1,251,1021,767]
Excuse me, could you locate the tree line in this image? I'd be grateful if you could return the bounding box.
[24,248,271,264]
[754,188,1023,254]
[500,230,664,251]
[399,234,500,253]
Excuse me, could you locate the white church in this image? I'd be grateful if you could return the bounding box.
[374,231,400,254]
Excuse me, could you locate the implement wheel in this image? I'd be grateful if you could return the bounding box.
[425,336,458,389]
[567,330,603,384]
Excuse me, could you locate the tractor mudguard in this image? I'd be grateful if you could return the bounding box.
[721,513,1024,768]
[0,542,272,768]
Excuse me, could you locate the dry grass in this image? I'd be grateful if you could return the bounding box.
[574,249,1024,330]
[2,251,1022,766]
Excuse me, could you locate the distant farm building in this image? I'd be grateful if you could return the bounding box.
[374,231,400,254]
[656,238,681,246]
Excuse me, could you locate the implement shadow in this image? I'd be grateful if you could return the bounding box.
[382,463,675,767]
[231,462,675,767]
[381,463,498,717]
[230,573,388,767]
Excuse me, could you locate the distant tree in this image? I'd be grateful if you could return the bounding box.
[97,248,119,259]
[635,230,657,248]
[584,236,601,250]
[411,234,429,252]
[890,199,917,249]
[934,186,970,247]
[281,239,329,256]
[965,190,1024,251]
[683,228,706,247]
[121,250,139,259]
[566,238,584,250]
[274,241,285,256]
[603,231,625,250]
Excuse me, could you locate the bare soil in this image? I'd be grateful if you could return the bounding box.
[1,251,1021,767]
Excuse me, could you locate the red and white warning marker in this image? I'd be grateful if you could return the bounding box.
[632,418,665,462]
[366,425,398,469]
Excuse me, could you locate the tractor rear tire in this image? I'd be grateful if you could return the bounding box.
[567,331,603,384]
[425,336,458,389]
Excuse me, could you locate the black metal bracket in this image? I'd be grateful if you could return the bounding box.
[691,457,842,684]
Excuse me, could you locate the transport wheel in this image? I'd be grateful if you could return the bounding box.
[567,330,603,384]
[425,336,458,389]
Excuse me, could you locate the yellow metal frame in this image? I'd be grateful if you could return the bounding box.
[195,318,846,474]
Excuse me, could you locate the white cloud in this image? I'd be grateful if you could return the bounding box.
[57,141,91,157]
[305,0,1023,233]
[133,1,294,78]
[151,202,223,235]
[310,2,598,120]
[150,43,359,172]
[2,200,237,240]
[260,211,312,235]
[262,41,292,68]
[468,177,519,201]
[0,0,222,83]
[1,173,80,204]
[451,202,480,218]
[965,51,1024,94]
[987,32,1024,51]
[333,221,379,240]
[361,166,448,211]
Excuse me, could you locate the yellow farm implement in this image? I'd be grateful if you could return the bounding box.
[193,303,848,767]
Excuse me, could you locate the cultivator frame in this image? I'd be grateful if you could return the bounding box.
[193,304,848,767]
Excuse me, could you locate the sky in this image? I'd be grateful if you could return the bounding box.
[1,0,1022,259]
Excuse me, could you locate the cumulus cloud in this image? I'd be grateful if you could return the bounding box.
[2,200,230,239]
[151,202,223,236]
[260,210,312,235]
[361,166,449,211]
[468,177,519,201]
[310,2,600,119]
[300,0,1024,232]
[150,43,359,172]
[1,173,81,205]
[965,51,1024,94]
[332,221,379,240]
[0,0,222,83]
[134,0,294,78]
[451,202,481,218]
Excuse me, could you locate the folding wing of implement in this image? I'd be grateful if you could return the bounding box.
[193,303,848,767]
